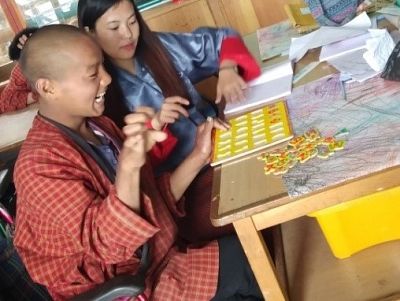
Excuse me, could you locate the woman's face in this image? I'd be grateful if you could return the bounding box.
[93,0,139,61]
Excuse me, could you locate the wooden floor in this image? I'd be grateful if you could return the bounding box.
[281,217,400,301]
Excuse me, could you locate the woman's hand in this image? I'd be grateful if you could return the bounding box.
[213,117,230,131]
[216,60,247,104]
[151,96,190,130]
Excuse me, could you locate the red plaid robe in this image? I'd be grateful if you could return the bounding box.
[0,64,37,113]
[14,115,219,301]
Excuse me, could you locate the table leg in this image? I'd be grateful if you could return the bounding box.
[233,217,288,301]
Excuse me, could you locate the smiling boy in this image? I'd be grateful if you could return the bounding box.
[13,24,262,301]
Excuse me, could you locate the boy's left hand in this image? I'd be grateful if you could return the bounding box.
[216,63,247,104]
[191,117,229,164]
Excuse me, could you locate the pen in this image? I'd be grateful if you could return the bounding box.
[341,80,348,101]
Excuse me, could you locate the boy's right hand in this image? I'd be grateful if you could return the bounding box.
[120,108,167,171]
[116,108,166,211]
[151,96,190,130]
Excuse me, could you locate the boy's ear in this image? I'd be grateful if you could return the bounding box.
[35,78,55,98]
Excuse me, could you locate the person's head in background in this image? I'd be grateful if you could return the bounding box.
[77,0,189,102]
[19,24,111,129]
[8,27,39,61]
[305,0,368,27]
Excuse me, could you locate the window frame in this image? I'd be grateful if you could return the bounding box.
[0,0,26,34]
[0,0,170,35]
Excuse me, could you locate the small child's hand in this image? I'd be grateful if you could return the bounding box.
[17,34,30,50]
[151,96,190,130]
[216,63,247,104]
[27,92,37,105]
[357,0,370,13]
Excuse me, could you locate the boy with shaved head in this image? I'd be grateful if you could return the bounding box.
[13,24,262,301]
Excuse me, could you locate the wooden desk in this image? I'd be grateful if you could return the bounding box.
[211,33,400,300]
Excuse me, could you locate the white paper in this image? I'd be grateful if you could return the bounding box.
[319,33,369,61]
[289,12,371,62]
[0,106,37,149]
[363,29,395,71]
[328,49,379,82]
[224,61,293,115]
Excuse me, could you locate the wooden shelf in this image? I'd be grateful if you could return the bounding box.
[282,217,400,301]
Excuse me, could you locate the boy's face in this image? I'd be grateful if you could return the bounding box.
[52,37,112,120]
[92,0,140,62]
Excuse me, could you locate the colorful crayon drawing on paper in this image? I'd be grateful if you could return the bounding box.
[256,20,298,61]
[283,73,400,197]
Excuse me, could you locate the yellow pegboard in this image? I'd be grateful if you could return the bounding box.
[211,99,293,166]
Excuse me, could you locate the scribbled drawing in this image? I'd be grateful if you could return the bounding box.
[283,74,400,197]
[257,21,298,60]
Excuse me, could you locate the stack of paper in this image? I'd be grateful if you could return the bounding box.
[326,29,395,82]
[319,33,369,61]
[224,60,293,115]
[289,12,371,62]
[364,29,395,71]
[328,49,380,82]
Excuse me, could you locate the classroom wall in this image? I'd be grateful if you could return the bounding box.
[142,0,290,35]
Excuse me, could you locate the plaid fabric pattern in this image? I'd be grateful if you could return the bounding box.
[14,115,219,301]
[0,64,37,114]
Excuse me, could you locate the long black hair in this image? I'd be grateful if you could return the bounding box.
[77,0,190,128]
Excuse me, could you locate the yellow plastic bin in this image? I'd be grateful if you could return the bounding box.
[308,186,400,259]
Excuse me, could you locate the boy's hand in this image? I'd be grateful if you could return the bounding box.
[120,108,167,170]
[191,117,228,165]
[168,117,229,200]
[151,96,190,130]
[17,34,30,50]
[216,60,247,104]
[116,107,166,211]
